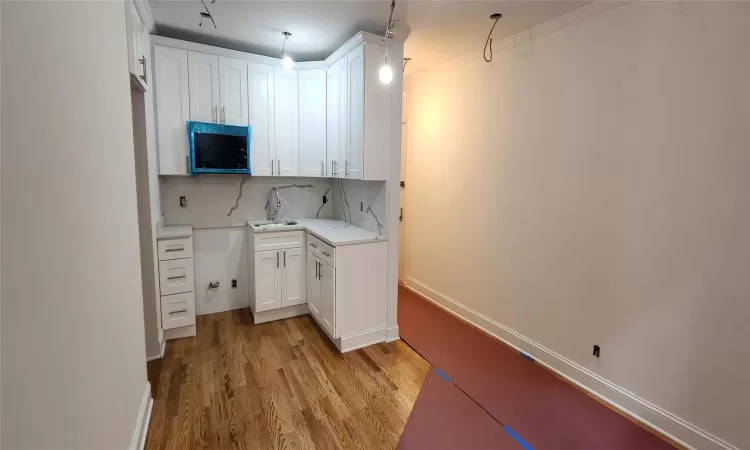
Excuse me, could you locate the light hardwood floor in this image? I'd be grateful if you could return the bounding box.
[145,310,429,450]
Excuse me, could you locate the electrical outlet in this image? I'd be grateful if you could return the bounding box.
[179,196,187,208]
[593,345,600,358]
[231,279,237,289]
[323,195,327,204]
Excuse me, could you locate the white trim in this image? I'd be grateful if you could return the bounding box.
[385,325,400,343]
[131,0,155,32]
[164,323,196,340]
[129,383,153,450]
[336,327,387,353]
[252,304,309,324]
[403,275,738,450]
[150,32,380,71]
[146,339,166,362]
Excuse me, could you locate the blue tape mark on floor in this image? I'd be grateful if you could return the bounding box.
[504,425,534,450]
[434,367,451,383]
[520,352,535,362]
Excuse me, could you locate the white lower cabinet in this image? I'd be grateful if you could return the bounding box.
[308,251,336,338]
[248,230,306,318]
[157,234,196,336]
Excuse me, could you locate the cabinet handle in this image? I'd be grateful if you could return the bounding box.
[310,243,317,248]
[271,159,274,176]
[277,160,281,176]
[165,247,184,252]
[221,106,225,124]
[276,251,279,268]
[316,261,320,279]
[322,251,331,257]
[169,309,188,315]
[167,275,186,280]
[283,250,286,267]
[139,55,147,83]
[213,106,217,123]
[332,160,337,176]
[321,161,324,176]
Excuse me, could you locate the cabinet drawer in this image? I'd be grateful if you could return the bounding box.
[307,234,335,268]
[159,258,194,296]
[253,231,304,251]
[157,238,193,260]
[161,292,195,330]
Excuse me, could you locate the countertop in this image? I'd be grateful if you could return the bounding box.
[247,219,387,246]
[157,224,193,239]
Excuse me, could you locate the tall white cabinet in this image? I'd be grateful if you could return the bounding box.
[273,68,299,176]
[247,63,275,176]
[153,46,190,175]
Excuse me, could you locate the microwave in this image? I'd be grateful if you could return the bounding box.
[188,121,252,175]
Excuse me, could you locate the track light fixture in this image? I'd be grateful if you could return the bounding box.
[379,0,397,85]
[483,13,502,62]
[199,0,217,28]
[281,31,294,69]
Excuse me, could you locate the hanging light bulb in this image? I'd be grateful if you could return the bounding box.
[379,63,393,84]
[379,0,396,85]
[280,31,294,69]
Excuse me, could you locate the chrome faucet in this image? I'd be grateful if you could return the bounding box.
[268,187,282,221]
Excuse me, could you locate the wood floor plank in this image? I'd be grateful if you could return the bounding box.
[146,310,428,450]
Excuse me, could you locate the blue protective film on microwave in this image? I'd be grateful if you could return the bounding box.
[187,121,252,175]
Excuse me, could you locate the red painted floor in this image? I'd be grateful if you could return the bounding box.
[398,285,677,450]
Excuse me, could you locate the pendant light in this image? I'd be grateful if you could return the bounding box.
[379,0,397,85]
[281,31,294,69]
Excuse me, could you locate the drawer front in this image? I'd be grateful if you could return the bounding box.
[158,238,193,260]
[253,231,304,251]
[161,291,195,330]
[159,258,194,296]
[307,234,335,268]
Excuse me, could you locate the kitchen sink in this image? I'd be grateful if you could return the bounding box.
[251,221,298,230]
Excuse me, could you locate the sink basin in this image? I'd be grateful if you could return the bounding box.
[251,221,298,230]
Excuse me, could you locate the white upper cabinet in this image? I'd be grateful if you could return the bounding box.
[188,52,220,124]
[273,67,299,177]
[127,1,148,91]
[298,69,327,177]
[347,45,364,180]
[152,33,392,179]
[219,57,248,126]
[154,46,190,175]
[248,63,275,176]
[326,57,348,178]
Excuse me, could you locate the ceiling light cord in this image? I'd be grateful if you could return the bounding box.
[484,13,502,63]
[281,31,294,69]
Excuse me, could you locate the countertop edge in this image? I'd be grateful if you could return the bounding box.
[247,221,388,246]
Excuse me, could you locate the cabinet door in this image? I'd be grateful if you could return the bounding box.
[298,70,327,177]
[307,253,322,318]
[273,67,299,176]
[135,22,149,90]
[254,250,281,312]
[248,63,275,176]
[219,57,248,126]
[281,248,305,307]
[188,52,220,124]
[326,57,348,178]
[319,261,336,337]
[347,45,364,180]
[154,46,190,175]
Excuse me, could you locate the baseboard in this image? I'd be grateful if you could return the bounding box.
[145,339,166,362]
[336,327,387,353]
[252,304,309,324]
[403,276,738,450]
[129,382,153,450]
[164,323,196,340]
[385,325,400,342]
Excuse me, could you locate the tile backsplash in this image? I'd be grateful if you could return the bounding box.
[161,175,333,229]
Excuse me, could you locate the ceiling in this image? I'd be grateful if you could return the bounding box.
[149,1,588,75]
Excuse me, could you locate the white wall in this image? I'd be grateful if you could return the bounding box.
[1,3,149,449]
[193,227,248,315]
[404,2,749,449]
